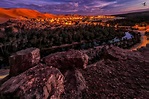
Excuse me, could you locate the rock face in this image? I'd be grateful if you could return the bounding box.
[61,69,86,99]
[43,50,88,70]
[0,64,64,99]
[43,50,88,99]
[9,48,40,76]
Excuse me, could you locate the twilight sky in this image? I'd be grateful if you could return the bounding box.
[0,0,149,15]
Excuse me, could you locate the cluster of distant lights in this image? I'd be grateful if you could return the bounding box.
[31,15,124,26]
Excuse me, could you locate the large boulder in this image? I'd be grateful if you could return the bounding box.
[43,50,88,70]
[9,48,40,76]
[0,64,64,99]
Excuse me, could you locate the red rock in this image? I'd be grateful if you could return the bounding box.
[9,48,40,76]
[61,69,86,99]
[0,64,64,99]
[43,50,88,70]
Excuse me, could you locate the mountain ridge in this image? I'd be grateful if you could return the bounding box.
[114,8,149,17]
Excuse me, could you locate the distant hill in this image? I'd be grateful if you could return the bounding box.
[114,9,149,24]
[115,10,149,17]
[0,8,56,20]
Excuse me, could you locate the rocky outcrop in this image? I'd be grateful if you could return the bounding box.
[0,45,149,99]
[0,64,64,99]
[86,45,145,62]
[101,45,129,61]
[80,45,149,99]
[9,48,40,76]
[1,49,88,99]
[43,50,88,70]
[43,50,88,99]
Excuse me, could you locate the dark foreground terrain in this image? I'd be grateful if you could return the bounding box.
[0,44,149,99]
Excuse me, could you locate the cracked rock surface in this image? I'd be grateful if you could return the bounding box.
[0,64,64,99]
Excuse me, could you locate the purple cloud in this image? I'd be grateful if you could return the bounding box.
[0,0,149,15]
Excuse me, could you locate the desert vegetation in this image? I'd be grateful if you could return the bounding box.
[0,19,142,67]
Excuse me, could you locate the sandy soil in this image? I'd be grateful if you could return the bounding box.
[0,8,56,19]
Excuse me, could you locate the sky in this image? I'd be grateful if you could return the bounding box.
[0,0,149,15]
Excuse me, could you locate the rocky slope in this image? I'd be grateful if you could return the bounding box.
[81,45,149,99]
[0,45,149,99]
